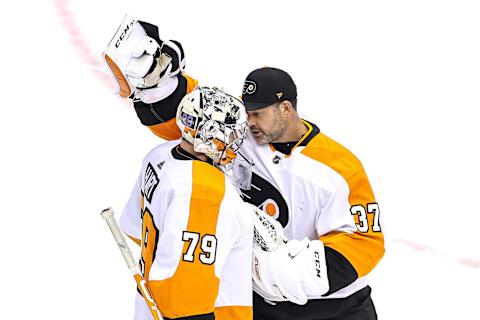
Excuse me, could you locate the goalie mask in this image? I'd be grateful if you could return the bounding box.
[176,87,248,171]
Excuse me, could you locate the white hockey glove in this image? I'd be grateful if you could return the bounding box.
[252,237,330,305]
[103,16,185,103]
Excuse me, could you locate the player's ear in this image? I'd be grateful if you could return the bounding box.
[280,100,293,116]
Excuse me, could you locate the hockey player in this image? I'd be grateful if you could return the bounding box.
[104,17,384,320]
[238,67,384,319]
[106,18,254,320]
[119,86,254,320]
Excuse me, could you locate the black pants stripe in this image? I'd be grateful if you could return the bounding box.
[253,286,377,320]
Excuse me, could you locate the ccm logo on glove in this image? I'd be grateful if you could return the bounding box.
[115,20,135,48]
[314,251,322,278]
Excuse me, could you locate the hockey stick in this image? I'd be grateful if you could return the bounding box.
[100,207,163,320]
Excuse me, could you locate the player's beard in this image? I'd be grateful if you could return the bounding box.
[251,109,287,144]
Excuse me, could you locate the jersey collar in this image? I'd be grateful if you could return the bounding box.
[269,119,320,156]
[171,145,213,166]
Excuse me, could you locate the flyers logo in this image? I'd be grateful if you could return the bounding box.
[243,80,257,95]
[240,172,289,227]
[259,199,280,220]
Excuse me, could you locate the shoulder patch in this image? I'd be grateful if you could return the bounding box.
[144,162,160,203]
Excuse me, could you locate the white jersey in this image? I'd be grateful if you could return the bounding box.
[120,140,253,319]
[239,120,384,300]
[127,76,384,304]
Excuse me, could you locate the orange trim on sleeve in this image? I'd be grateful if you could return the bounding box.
[148,118,181,141]
[301,133,384,277]
[146,73,198,141]
[183,73,199,93]
[214,306,253,320]
[149,161,225,318]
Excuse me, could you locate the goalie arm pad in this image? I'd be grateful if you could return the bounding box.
[133,73,198,140]
[252,238,329,305]
[104,16,199,141]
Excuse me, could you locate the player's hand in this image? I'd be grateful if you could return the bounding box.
[103,16,185,103]
[252,238,330,305]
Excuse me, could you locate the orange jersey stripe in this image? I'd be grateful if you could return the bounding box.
[149,161,225,318]
[148,118,181,141]
[183,73,199,93]
[302,133,385,277]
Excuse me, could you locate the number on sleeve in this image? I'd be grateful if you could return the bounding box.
[350,205,369,232]
[367,203,382,232]
[140,208,159,278]
[350,203,381,233]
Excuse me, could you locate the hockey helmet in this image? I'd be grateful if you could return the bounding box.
[176,87,248,169]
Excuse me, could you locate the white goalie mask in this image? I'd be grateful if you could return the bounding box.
[176,87,248,171]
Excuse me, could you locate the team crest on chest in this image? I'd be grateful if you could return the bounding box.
[144,163,159,203]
